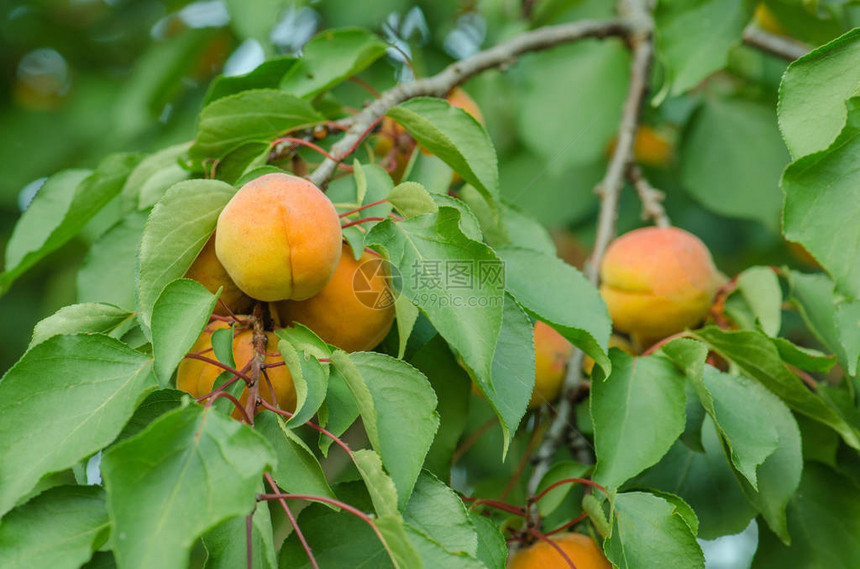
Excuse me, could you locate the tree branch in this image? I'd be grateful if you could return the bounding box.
[628,165,670,227]
[742,25,810,61]
[526,0,655,497]
[308,18,630,188]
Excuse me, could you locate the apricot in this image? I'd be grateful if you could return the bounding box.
[607,125,673,168]
[600,227,721,346]
[215,173,342,302]
[275,246,395,352]
[176,321,296,416]
[508,532,611,569]
[529,321,573,409]
[184,235,253,315]
[582,334,634,376]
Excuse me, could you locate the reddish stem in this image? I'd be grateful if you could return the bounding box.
[641,331,690,357]
[545,512,589,537]
[264,474,319,569]
[462,497,526,517]
[341,115,386,160]
[530,478,608,504]
[205,391,253,423]
[184,353,254,385]
[257,399,353,457]
[348,76,382,98]
[452,417,498,465]
[338,199,389,218]
[246,513,254,569]
[217,298,247,323]
[528,528,578,569]
[210,314,236,323]
[341,216,386,229]
[262,361,286,369]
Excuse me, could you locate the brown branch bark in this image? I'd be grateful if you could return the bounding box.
[629,164,670,227]
[526,0,656,497]
[308,18,631,188]
[742,25,811,61]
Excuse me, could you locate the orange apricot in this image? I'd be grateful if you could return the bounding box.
[529,321,573,409]
[600,227,721,346]
[215,173,342,302]
[275,246,395,352]
[184,235,253,315]
[607,125,673,168]
[176,321,296,416]
[508,533,611,569]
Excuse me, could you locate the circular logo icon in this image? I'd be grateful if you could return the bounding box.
[353,256,402,310]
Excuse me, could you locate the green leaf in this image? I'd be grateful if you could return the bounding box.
[277,339,328,426]
[782,97,860,299]
[2,154,140,295]
[778,28,860,158]
[387,98,499,201]
[353,448,400,518]
[404,472,477,556]
[770,337,836,373]
[205,57,297,104]
[691,326,860,449]
[331,351,439,509]
[78,210,148,311]
[655,0,753,97]
[631,419,757,540]
[394,294,420,360]
[215,142,271,185]
[476,296,535,450]
[137,179,235,330]
[29,303,134,349]
[152,280,218,388]
[469,513,507,569]
[101,404,275,569]
[405,526,485,569]
[752,463,860,568]
[460,185,556,255]
[117,389,186,442]
[726,266,783,335]
[280,28,388,98]
[203,499,276,569]
[388,182,439,218]
[409,335,471,479]
[328,164,394,259]
[430,194,483,242]
[496,246,611,376]
[592,350,687,489]
[211,327,236,368]
[836,300,860,376]
[515,40,629,169]
[681,97,788,231]
[255,412,335,500]
[605,491,705,569]
[0,485,109,569]
[317,367,360,457]
[189,90,324,164]
[0,334,155,516]
[786,270,857,374]
[366,208,505,388]
[122,143,192,210]
[535,461,592,517]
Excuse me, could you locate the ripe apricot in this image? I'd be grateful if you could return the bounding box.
[215,173,342,302]
[607,125,673,168]
[600,227,721,346]
[529,321,573,409]
[508,533,611,569]
[176,321,296,416]
[275,246,395,352]
[184,235,253,315]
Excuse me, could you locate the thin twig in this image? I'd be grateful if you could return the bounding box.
[526,0,655,498]
[308,18,630,188]
[742,25,810,61]
[264,474,319,569]
[628,165,670,227]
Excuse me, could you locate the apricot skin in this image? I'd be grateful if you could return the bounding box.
[176,322,296,416]
[215,173,342,302]
[507,533,611,569]
[184,235,253,316]
[275,246,395,353]
[600,226,721,346]
[529,321,573,409]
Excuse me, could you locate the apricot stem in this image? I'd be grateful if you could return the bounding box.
[348,76,381,97]
[204,391,253,423]
[338,199,389,218]
[528,528,578,569]
[257,398,353,458]
[545,512,589,537]
[184,353,255,385]
[271,137,338,162]
[264,474,320,569]
[245,513,254,569]
[461,496,526,517]
[529,478,608,504]
[452,417,498,465]
[340,216,386,229]
[640,331,690,357]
